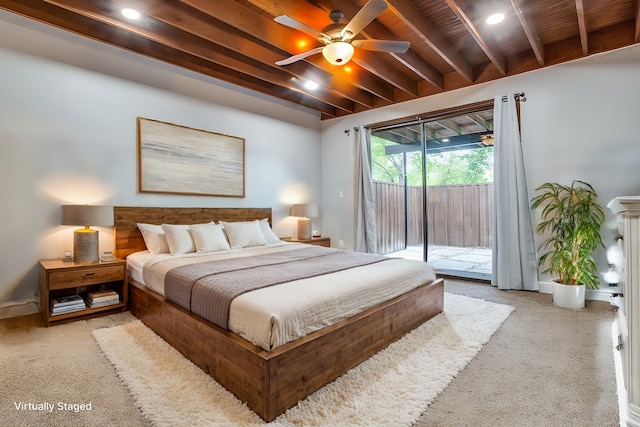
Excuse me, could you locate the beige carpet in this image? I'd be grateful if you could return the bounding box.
[417,279,619,427]
[92,293,513,426]
[0,312,149,427]
[0,280,619,427]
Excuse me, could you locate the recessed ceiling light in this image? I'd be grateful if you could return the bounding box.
[442,138,450,142]
[486,13,505,25]
[122,8,141,20]
[304,80,319,90]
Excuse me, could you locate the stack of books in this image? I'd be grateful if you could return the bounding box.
[50,295,86,315]
[86,290,120,308]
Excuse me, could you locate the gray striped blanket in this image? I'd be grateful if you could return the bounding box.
[164,246,389,329]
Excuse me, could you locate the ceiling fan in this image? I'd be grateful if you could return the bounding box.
[274,0,410,66]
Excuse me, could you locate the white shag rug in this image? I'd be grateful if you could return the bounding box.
[92,293,513,426]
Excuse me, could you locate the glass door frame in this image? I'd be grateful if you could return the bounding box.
[370,99,496,265]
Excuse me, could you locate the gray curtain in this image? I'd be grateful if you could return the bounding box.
[355,126,378,253]
[492,95,538,290]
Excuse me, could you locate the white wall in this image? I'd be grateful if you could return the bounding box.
[0,12,322,312]
[321,43,640,283]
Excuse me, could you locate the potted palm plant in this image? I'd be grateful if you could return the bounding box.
[530,180,605,309]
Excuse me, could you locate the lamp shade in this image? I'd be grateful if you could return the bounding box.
[289,203,319,218]
[322,42,354,65]
[61,205,113,263]
[61,205,114,227]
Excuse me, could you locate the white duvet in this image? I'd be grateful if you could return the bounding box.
[127,243,436,351]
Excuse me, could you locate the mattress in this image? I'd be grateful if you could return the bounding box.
[127,243,436,350]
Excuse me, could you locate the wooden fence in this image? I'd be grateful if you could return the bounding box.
[373,181,493,254]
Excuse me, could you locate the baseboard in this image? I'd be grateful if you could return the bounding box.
[0,299,39,320]
[538,281,619,302]
[538,281,554,295]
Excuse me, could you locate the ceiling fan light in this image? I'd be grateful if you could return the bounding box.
[322,42,355,66]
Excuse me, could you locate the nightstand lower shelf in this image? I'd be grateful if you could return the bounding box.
[48,302,127,323]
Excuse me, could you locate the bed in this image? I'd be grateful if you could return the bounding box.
[114,206,444,422]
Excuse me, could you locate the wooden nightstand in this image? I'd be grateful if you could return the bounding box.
[39,258,128,326]
[283,237,331,247]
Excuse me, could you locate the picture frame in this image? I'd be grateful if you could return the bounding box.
[137,117,245,197]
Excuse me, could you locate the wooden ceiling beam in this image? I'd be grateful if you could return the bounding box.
[42,0,351,114]
[386,0,474,83]
[392,49,443,90]
[444,0,506,76]
[316,0,444,89]
[635,0,640,42]
[248,0,443,90]
[305,56,394,101]
[351,53,418,97]
[182,0,394,103]
[510,0,544,65]
[2,0,637,121]
[238,0,419,98]
[468,113,493,131]
[244,0,328,29]
[374,129,417,145]
[0,0,105,40]
[144,3,286,69]
[142,1,372,110]
[0,0,337,115]
[574,0,589,55]
[433,119,463,135]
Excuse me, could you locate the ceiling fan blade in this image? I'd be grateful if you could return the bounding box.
[274,15,329,41]
[351,39,410,53]
[341,0,388,41]
[275,47,324,65]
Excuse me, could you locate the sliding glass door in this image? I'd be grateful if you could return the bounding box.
[370,103,495,280]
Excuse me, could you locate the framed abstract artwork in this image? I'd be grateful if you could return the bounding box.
[137,117,245,197]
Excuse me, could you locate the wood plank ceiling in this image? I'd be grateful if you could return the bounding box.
[1,0,638,120]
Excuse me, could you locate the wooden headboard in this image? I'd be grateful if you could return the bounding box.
[113,206,272,259]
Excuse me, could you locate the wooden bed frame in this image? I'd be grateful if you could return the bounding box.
[114,206,444,422]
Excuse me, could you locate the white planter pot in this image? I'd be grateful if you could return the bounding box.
[552,280,586,309]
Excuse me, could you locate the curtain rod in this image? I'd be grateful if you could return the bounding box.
[347,92,526,134]
[345,126,364,135]
[503,92,526,102]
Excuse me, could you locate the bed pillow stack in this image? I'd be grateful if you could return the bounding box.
[137,218,280,255]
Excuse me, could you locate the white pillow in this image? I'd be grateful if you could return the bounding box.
[189,223,230,253]
[259,218,280,244]
[161,224,195,255]
[220,220,267,249]
[137,223,169,254]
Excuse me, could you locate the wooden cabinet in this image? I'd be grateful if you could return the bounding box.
[283,237,331,247]
[608,196,640,427]
[39,258,128,326]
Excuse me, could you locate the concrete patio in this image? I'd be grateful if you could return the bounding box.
[387,245,492,281]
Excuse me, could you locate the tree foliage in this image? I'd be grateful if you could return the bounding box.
[370,135,494,186]
[426,147,493,185]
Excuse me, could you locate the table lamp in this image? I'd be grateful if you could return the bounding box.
[290,203,318,240]
[61,205,114,263]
